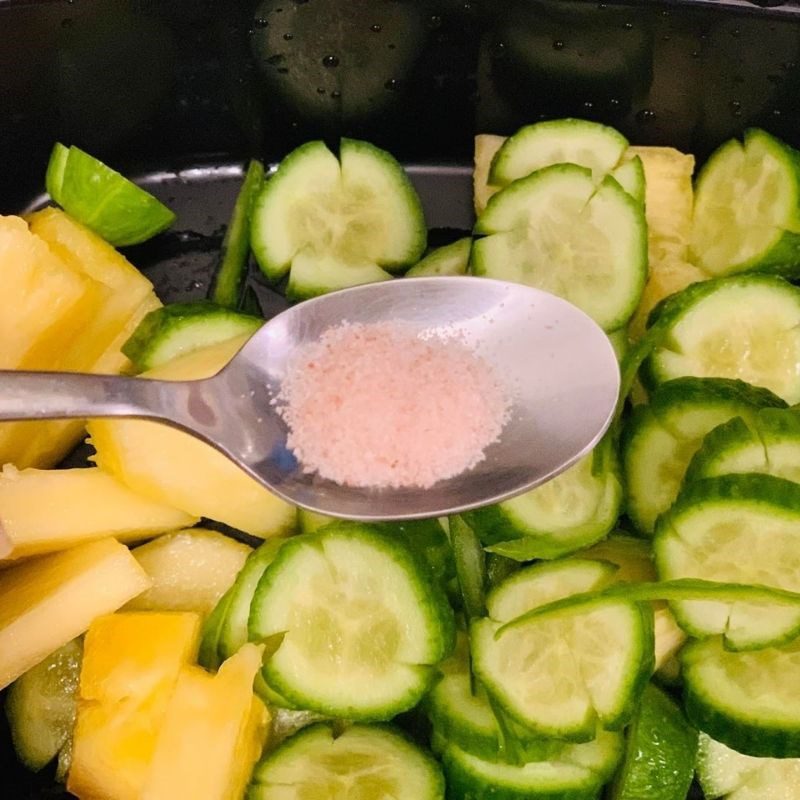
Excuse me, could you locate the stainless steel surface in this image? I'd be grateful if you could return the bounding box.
[0,277,619,520]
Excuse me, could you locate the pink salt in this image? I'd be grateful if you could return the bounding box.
[275,321,510,489]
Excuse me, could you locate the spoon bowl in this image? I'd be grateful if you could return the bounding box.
[0,277,620,520]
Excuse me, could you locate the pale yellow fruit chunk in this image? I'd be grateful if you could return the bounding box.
[128,529,251,616]
[0,538,151,690]
[0,465,196,560]
[68,612,201,800]
[142,643,269,800]
[88,336,297,537]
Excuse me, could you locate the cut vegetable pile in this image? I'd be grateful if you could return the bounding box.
[4,121,800,800]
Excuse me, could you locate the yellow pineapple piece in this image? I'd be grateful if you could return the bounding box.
[0,211,163,470]
[0,465,196,561]
[0,215,104,370]
[0,538,151,690]
[68,612,201,800]
[26,209,154,370]
[10,292,162,470]
[88,336,297,537]
[142,643,269,800]
[473,134,506,215]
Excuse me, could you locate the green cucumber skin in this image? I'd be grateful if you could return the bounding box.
[621,377,786,534]
[45,142,70,199]
[640,275,800,392]
[406,237,472,278]
[248,723,445,800]
[440,741,610,800]
[197,587,234,671]
[211,159,265,309]
[610,683,698,800]
[682,639,800,759]
[121,301,262,371]
[692,129,800,278]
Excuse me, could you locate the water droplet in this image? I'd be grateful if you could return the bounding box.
[322,55,339,68]
[317,86,326,94]
[553,40,564,50]
[691,50,700,58]
[429,14,441,28]
[609,97,621,108]
[492,41,506,58]
[636,108,656,124]
[331,90,341,99]
[266,54,285,65]
[253,16,269,28]
[773,108,783,117]
[623,21,633,30]
[384,78,400,91]
[370,23,382,32]
[463,1,472,9]
[583,100,594,111]
[731,27,740,37]
[283,32,294,40]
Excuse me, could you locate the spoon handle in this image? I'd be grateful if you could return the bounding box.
[0,370,180,423]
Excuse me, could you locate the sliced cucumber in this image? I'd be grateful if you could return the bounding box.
[248,522,454,720]
[472,560,652,739]
[621,377,785,534]
[655,473,800,650]
[218,537,287,662]
[467,434,622,561]
[685,407,800,485]
[697,731,800,799]
[247,723,444,800]
[489,118,629,187]
[682,635,800,758]
[426,632,562,764]
[608,328,630,363]
[610,682,697,800]
[405,237,471,277]
[440,728,623,800]
[122,301,262,372]
[612,155,646,206]
[691,128,800,277]
[211,158,264,309]
[250,138,426,300]
[5,639,82,772]
[472,165,647,331]
[642,275,800,404]
[197,586,234,671]
[474,133,506,215]
[296,508,334,534]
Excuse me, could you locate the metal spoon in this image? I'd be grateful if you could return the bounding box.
[0,277,619,520]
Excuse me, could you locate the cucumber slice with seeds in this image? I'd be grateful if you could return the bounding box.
[472,165,647,331]
[405,236,471,277]
[622,377,785,534]
[686,407,800,485]
[439,729,623,800]
[655,474,800,650]
[691,128,800,277]
[682,636,800,758]
[468,435,623,560]
[471,560,652,739]
[248,523,454,721]
[251,138,425,300]
[642,275,800,404]
[247,723,444,800]
[489,118,629,186]
[5,639,82,772]
[697,731,800,799]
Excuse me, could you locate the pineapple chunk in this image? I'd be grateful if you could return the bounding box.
[0,465,196,560]
[473,134,506,215]
[0,215,104,370]
[9,292,162,470]
[88,337,297,537]
[26,209,154,370]
[68,612,201,800]
[142,643,269,800]
[0,538,151,690]
[0,211,162,470]
[128,529,251,616]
